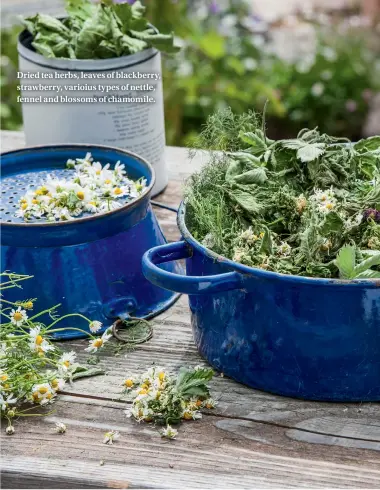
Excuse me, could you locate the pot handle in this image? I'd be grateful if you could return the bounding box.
[142,241,243,295]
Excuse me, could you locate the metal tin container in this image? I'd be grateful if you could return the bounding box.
[142,203,380,402]
[18,30,168,196]
[1,145,180,339]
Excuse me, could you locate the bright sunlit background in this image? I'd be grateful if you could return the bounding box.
[1,0,380,145]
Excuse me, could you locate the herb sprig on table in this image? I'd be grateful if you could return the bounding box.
[185,109,380,279]
[23,0,179,60]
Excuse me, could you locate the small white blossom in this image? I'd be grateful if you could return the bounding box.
[160,425,178,439]
[311,83,324,97]
[29,326,55,355]
[89,321,102,334]
[54,422,67,434]
[85,328,112,353]
[5,425,15,435]
[10,307,28,326]
[103,430,120,445]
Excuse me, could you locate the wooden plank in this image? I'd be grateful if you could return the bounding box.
[2,396,380,489]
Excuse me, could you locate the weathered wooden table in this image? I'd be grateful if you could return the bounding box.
[1,131,380,489]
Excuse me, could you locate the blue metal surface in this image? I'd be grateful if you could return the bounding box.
[1,145,181,339]
[142,202,380,402]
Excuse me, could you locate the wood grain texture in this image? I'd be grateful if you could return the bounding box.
[2,396,380,489]
[1,130,380,488]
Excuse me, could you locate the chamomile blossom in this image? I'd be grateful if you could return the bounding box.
[57,351,77,374]
[29,326,54,355]
[160,425,178,439]
[103,430,120,445]
[54,422,67,434]
[89,321,103,334]
[85,328,112,353]
[311,188,337,213]
[10,307,28,326]
[30,383,56,405]
[16,153,147,222]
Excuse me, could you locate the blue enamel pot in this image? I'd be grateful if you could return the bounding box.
[143,203,380,402]
[1,145,181,339]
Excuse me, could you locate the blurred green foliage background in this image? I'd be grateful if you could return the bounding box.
[1,0,379,144]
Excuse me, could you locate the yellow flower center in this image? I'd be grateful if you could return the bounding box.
[4,383,10,390]
[156,391,161,399]
[24,301,34,309]
[63,360,70,368]
[39,387,48,394]
[321,195,327,201]
[51,379,59,389]
[124,379,134,388]
[89,201,96,206]
[96,170,101,175]
[326,202,334,210]
[141,383,149,390]
[77,191,85,200]
[105,179,111,185]
[259,232,265,239]
[35,335,43,346]
[41,186,49,195]
[195,400,202,407]
[183,412,193,420]
[1,374,8,382]
[113,188,122,195]
[158,372,165,382]
[21,203,28,210]
[139,389,148,395]
[35,189,43,196]
[46,393,52,399]
[13,312,23,321]
[93,339,103,348]
[32,392,40,401]
[206,403,213,409]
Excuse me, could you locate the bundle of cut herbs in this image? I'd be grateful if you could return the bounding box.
[185,109,380,279]
[23,0,179,60]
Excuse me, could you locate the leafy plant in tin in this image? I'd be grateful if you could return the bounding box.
[185,109,380,279]
[23,0,179,60]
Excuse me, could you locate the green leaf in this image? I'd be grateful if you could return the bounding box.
[259,227,273,255]
[354,136,380,152]
[229,152,261,166]
[233,168,267,185]
[175,367,214,398]
[239,131,267,155]
[225,159,246,182]
[230,190,262,214]
[335,245,356,279]
[296,143,325,163]
[355,270,380,279]
[198,31,225,60]
[353,253,380,276]
[319,211,344,236]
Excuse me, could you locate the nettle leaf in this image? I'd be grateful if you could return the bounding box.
[319,211,344,236]
[335,245,356,279]
[229,152,261,166]
[225,159,246,182]
[355,270,380,279]
[233,167,267,185]
[129,30,179,53]
[131,0,146,19]
[259,227,273,255]
[353,253,380,276]
[230,190,262,214]
[75,6,111,59]
[281,139,304,150]
[296,143,326,163]
[239,131,267,153]
[354,136,380,153]
[175,367,213,398]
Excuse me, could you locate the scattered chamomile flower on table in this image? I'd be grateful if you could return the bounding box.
[160,425,178,440]
[54,422,67,434]
[16,153,147,222]
[103,430,120,445]
[123,365,216,438]
[89,321,103,334]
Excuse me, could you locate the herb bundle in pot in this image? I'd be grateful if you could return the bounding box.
[18,0,179,195]
[185,109,380,279]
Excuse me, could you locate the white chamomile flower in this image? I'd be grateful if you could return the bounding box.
[89,321,103,333]
[5,425,15,435]
[85,328,112,353]
[183,409,202,420]
[114,161,126,178]
[160,425,178,439]
[50,378,66,392]
[103,430,120,445]
[277,242,292,257]
[0,393,17,411]
[29,326,54,355]
[203,398,217,409]
[311,82,324,97]
[10,306,28,326]
[58,351,77,373]
[53,207,72,221]
[54,422,67,434]
[30,383,56,405]
[99,200,122,213]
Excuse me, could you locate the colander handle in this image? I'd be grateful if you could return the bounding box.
[142,241,243,295]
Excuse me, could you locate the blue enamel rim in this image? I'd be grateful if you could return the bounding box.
[178,201,380,288]
[0,144,155,228]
